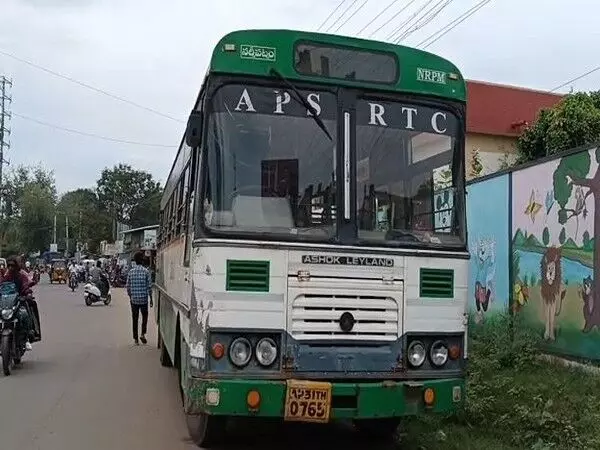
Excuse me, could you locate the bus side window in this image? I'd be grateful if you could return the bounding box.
[184,156,197,267]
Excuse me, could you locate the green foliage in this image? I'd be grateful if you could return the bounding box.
[516,91,600,164]
[469,148,484,178]
[401,317,600,449]
[96,163,162,227]
[56,188,112,254]
[559,227,566,245]
[498,152,515,170]
[0,165,57,254]
[542,227,550,246]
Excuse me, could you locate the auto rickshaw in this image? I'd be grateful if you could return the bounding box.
[49,259,67,284]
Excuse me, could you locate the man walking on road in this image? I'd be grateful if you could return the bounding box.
[126,251,153,345]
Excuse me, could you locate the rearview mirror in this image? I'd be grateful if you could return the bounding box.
[185,111,203,148]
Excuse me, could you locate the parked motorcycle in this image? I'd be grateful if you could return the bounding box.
[68,271,78,292]
[0,282,31,376]
[83,273,112,306]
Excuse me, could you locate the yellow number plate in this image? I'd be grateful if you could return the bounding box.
[284,380,332,423]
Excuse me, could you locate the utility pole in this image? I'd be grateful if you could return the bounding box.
[0,76,12,258]
[65,215,70,256]
[53,214,57,245]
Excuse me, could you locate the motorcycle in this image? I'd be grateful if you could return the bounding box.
[83,273,112,306]
[68,271,78,292]
[0,282,31,376]
[110,272,127,288]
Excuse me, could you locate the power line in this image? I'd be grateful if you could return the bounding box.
[317,0,347,31]
[386,0,437,41]
[0,49,185,123]
[417,0,493,49]
[356,0,402,36]
[367,0,419,38]
[394,0,453,43]
[550,66,600,92]
[325,0,360,33]
[12,112,177,148]
[331,0,371,34]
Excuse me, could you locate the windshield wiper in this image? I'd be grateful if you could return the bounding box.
[269,68,333,141]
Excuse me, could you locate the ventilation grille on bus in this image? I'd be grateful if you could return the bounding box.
[291,294,399,341]
[226,260,270,292]
[419,268,454,298]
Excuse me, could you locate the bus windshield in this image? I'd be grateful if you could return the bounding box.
[202,83,464,247]
[355,99,463,246]
[204,84,337,240]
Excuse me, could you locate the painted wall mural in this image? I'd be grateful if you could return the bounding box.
[511,147,599,360]
[467,175,510,323]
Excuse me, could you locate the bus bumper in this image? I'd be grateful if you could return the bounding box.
[184,377,464,419]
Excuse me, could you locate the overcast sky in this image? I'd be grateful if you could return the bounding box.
[1,0,598,194]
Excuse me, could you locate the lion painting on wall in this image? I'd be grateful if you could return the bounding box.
[540,247,567,341]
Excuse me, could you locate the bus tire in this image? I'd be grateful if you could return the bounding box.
[186,413,227,448]
[159,332,172,367]
[353,418,400,441]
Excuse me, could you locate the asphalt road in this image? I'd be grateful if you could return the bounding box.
[0,278,401,450]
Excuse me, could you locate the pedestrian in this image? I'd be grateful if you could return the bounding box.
[126,251,153,345]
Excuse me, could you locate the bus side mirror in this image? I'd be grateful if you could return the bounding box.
[185,112,203,148]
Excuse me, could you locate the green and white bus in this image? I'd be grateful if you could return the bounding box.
[155,29,468,447]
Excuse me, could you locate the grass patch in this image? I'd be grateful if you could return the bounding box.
[399,315,600,449]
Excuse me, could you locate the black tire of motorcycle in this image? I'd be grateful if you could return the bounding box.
[85,296,93,306]
[1,334,12,376]
[103,294,112,306]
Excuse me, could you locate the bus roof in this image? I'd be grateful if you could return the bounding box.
[210,29,466,102]
[160,30,466,210]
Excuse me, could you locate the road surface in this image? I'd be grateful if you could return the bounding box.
[0,278,400,450]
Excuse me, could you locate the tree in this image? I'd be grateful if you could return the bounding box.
[469,148,484,178]
[129,188,163,228]
[96,164,162,228]
[1,165,56,254]
[516,92,600,164]
[553,148,600,328]
[56,188,112,254]
[20,183,55,253]
[498,152,516,170]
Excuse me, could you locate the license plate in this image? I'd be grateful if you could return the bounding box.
[284,380,332,423]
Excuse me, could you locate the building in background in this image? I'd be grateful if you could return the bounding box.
[120,225,158,270]
[465,80,563,179]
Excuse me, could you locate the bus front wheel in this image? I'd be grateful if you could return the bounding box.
[186,413,227,448]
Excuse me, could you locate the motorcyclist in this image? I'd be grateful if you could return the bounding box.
[90,261,108,296]
[0,255,39,350]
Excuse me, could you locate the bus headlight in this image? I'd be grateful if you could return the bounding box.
[430,340,449,367]
[229,337,252,367]
[407,340,426,367]
[255,337,277,367]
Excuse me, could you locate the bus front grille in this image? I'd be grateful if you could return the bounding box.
[290,294,399,341]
